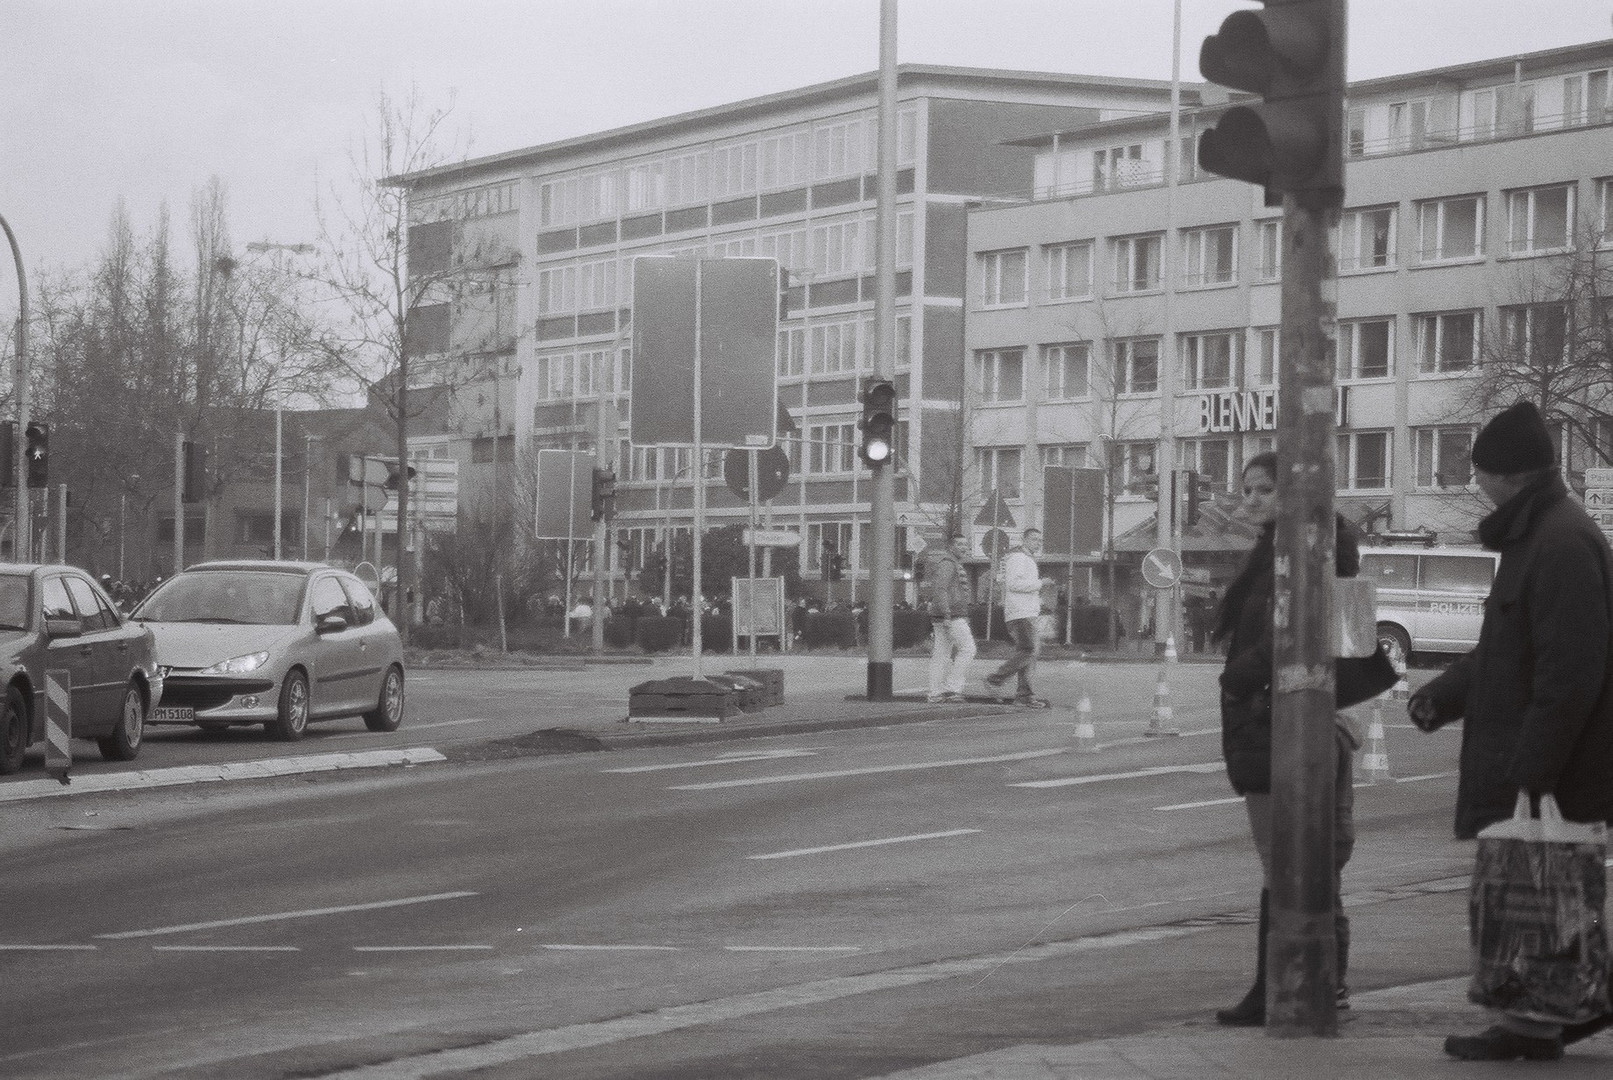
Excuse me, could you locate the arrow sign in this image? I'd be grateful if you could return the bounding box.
[1142,547,1183,589]
[1586,489,1613,510]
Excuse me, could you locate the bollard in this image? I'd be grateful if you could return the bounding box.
[45,668,71,785]
[1072,659,1098,754]
[1358,698,1391,784]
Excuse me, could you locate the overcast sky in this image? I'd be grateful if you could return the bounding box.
[5,0,1613,290]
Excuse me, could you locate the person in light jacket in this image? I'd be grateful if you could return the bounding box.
[924,532,976,702]
[984,527,1051,707]
[1409,401,1613,1061]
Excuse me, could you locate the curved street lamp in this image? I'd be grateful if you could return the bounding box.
[1,212,29,560]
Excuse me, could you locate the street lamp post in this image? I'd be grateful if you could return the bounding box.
[2,212,30,560]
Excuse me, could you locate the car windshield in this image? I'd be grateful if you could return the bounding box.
[133,571,304,626]
[0,574,28,630]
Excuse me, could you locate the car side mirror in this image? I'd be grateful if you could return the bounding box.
[45,618,82,639]
[315,613,348,634]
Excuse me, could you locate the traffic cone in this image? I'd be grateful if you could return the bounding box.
[1391,656,1411,702]
[1072,660,1098,754]
[1147,638,1180,737]
[1358,699,1391,784]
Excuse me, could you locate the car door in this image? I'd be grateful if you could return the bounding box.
[337,574,390,707]
[62,574,126,726]
[41,574,106,738]
[307,573,366,715]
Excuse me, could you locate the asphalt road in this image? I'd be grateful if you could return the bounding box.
[0,660,1472,1080]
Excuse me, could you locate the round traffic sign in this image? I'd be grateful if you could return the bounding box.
[1142,547,1184,589]
[723,446,791,503]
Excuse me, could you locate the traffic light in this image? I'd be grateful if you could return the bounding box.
[181,439,207,503]
[1197,0,1345,203]
[859,379,896,466]
[24,422,48,489]
[590,467,617,521]
[1184,470,1203,527]
[383,461,417,491]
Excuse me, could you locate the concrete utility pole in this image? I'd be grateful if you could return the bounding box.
[864,0,898,700]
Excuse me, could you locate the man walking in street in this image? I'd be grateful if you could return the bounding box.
[985,526,1052,707]
[1408,400,1613,1061]
[924,532,975,703]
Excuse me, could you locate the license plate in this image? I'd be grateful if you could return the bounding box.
[151,706,195,722]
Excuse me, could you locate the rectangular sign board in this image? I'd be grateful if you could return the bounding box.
[742,529,801,548]
[731,576,786,639]
[1041,466,1105,559]
[377,458,460,533]
[534,450,593,541]
[630,256,779,449]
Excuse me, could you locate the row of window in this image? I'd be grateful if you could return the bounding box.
[535,211,916,316]
[972,301,1571,402]
[981,180,1613,307]
[538,109,919,228]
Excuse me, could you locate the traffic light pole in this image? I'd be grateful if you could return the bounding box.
[864,0,897,701]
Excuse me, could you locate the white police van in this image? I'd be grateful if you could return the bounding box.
[1358,534,1498,666]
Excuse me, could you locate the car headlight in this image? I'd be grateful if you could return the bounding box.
[200,652,271,675]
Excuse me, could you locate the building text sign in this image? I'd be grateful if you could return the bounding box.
[1196,389,1276,434]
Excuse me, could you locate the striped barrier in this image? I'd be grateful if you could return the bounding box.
[45,668,71,785]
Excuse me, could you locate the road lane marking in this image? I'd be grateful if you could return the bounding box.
[96,891,479,940]
[539,944,681,951]
[314,922,1209,1079]
[153,945,301,952]
[668,748,1066,790]
[352,945,495,952]
[723,945,862,952]
[602,749,819,773]
[1155,796,1242,811]
[1010,762,1224,788]
[748,829,980,861]
[1394,771,1457,783]
[0,944,98,951]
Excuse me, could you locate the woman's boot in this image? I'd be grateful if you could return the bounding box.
[1217,889,1269,1026]
[1335,910,1351,1009]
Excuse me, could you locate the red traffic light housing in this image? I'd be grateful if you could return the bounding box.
[859,379,896,466]
[591,467,617,522]
[1198,0,1345,204]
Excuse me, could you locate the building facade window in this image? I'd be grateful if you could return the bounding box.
[1338,431,1392,490]
[1111,233,1163,293]
[1180,437,1235,490]
[809,318,860,375]
[1501,302,1570,366]
[1415,311,1481,373]
[1337,318,1394,380]
[534,352,574,402]
[1413,427,1475,488]
[778,326,805,378]
[1117,441,1156,493]
[1179,330,1242,390]
[1599,177,1613,243]
[979,248,1028,307]
[1252,327,1279,385]
[976,446,1023,499]
[1506,184,1574,254]
[812,218,866,277]
[807,422,857,475]
[975,348,1025,403]
[1416,195,1484,261]
[1046,240,1094,301]
[1042,343,1090,400]
[1255,220,1282,281]
[1114,337,1160,394]
[1339,206,1396,271]
[1181,224,1238,287]
[1041,444,1089,469]
[1093,143,1148,190]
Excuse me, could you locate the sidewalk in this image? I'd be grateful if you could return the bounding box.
[872,977,1613,1078]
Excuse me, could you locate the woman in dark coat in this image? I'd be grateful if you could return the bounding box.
[1212,451,1362,1026]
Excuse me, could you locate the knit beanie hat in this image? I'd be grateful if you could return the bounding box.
[1470,400,1554,474]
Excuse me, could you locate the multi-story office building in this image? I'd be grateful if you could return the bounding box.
[966,39,1613,613]
[395,66,1216,594]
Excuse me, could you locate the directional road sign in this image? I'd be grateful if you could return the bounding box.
[1142,546,1184,589]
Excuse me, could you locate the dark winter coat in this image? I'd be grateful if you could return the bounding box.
[921,549,971,620]
[1412,473,1613,839]
[1216,517,1361,795]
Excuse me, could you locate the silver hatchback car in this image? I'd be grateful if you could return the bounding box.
[132,561,405,740]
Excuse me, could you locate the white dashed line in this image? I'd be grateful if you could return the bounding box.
[723,945,862,952]
[1010,762,1225,788]
[1155,796,1243,811]
[1394,771,1458,783]
[539,943,681,952]
[352,945,495,952]
[748,828,980,860]
[97,891,479,940]
[602,749,819,773]
[0,944,98,951]
[152,945,301,953]
[669,748,1066,790]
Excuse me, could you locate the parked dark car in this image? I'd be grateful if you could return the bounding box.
[131,561,405,740]
[0,563,163,774]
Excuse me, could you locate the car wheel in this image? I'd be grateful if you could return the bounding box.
[1378,624,1411,670]
[269,669,310,741]
[0,685,25,775]
[97,682,146,761]
[363,665,405,732]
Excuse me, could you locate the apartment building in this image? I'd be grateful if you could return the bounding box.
[394,66,1215,590]
[965,39,1613,603]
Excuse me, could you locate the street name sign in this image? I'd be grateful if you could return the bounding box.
[742,529,802,548]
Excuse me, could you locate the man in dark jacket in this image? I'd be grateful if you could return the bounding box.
[924,533,975,702]
[1410,400,1613,1061]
